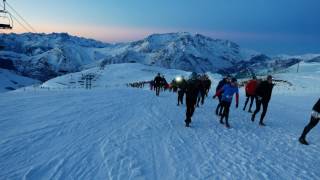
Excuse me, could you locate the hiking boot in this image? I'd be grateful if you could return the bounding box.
[259,122,266,126]
[251,115,255,122]
[220,119,224,124]
[299,137,309,145]
[226,124,230,128]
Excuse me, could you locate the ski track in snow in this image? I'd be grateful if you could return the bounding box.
[0,88,319,180]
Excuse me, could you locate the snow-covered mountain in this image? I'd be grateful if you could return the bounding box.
[0,32,260,82]
[99,32,260,72]
[0,33,109,81]
[1,32,319,83]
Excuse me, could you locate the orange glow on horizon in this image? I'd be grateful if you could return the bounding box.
[3,23,177,43]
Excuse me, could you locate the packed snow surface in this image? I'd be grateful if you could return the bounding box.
[0,63,319,180]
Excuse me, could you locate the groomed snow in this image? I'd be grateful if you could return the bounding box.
[0,63,319,179]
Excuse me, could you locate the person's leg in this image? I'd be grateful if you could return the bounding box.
[197,96,200,107]
[177,93,180,105]
[252,98,262,122]
[219,97,225,115]
[299,116,319,144]
[248,95,255,112]
[220,101,226,124]
[215,101,221,115]
[181,93,184,104]
[216,96,222,115]
[201,92,205,105]
[259,101,269,125]
[224,102,231,128]
[185,103,192,127]
[243,96,249,111]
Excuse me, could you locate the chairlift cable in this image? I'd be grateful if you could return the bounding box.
[6,1,36,32]
[0,4,29,32]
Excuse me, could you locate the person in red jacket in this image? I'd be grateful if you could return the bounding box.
[243,76,258,113]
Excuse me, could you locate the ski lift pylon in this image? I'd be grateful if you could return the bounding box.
[0,0,13,29]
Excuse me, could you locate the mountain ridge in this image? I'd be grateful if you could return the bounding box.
[0,32,319,82]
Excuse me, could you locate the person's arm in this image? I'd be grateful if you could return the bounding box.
[213,85,224,98]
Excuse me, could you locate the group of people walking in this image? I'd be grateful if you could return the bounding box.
[152,73,168,96]
[150,72,319,145]
[127,81,149,88]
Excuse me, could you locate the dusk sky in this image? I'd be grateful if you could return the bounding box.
[2,0,320,55]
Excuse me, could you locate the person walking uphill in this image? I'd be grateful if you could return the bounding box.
[185,72,200,127]
[214,78,239,128]
[215,76,231,116]
[154,73,162,96]
[251,75,274,126]
[177,76,187,106]
[243,76,258,112]
[299,98,320,145]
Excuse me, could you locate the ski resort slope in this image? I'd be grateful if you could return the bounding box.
[0,82,319,179]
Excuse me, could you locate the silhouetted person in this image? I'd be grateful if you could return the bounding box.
[203,75,212,97]
[177,77,186,106]
[251,75,274,126]
[185,72,200,127]
[299,98,320,145]
[154,73,162,96]
[197,76,206,107]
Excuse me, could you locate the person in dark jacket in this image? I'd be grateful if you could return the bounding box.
[215,76,231,115]
[177,76,187,106]
[154,73,162,96]
[243,76,258,112]
[214,78,239,128]
[197,76,206,107]
[251,75,274,126]
[203,75,212,97]
[299,98,320,145]
[185,72,200,127]
[161,75,168,91]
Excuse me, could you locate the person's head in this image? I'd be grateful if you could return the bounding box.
[157,73,160,76]
[267,75,272,83]
[231,78,238,86]
[252,75,257,80]
[190,72,197,80]
[226,75,232,82]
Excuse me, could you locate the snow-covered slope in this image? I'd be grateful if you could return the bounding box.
[0,68,40,92]
[1,65,319,179]
[39,63,222,90]
[275,54,320,62]
[271,62,320,94]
